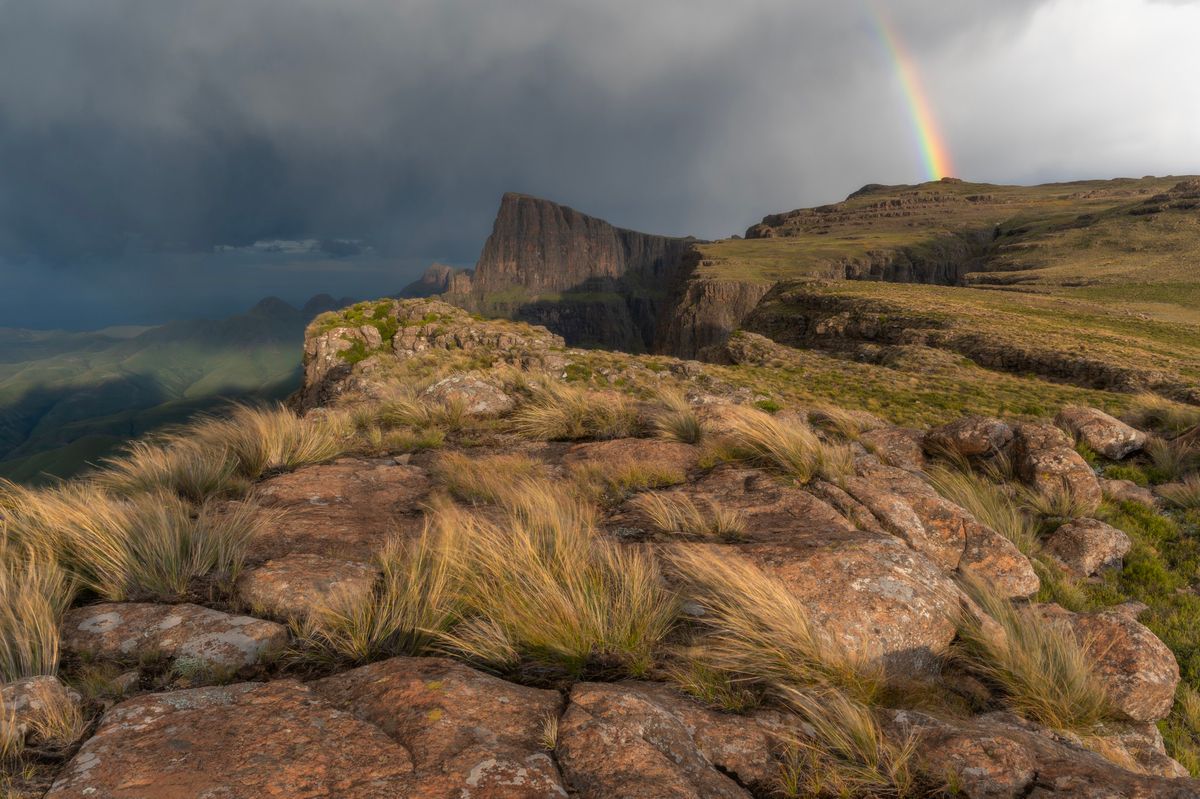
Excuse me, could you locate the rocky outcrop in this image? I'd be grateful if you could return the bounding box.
[656,279,772,359]
[925,415,1014,459]
[401,262,474,297]
[1013,422,1103,513]
[1057,406,1148,460]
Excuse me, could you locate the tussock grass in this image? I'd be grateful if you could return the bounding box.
[432,452,544,503]
[0,545,73,682]
[17,680,85,750]
[775,687,918,799]
[570,458,687,504]
[95,438,246,503]
[195,404,344,477]
[1,479,266,602]
[667,660,761,712]
[1019,481,1094,522]
[630,492,746,542]
[955,577,1110,731]
[1125,393,1200,436]
[667,545,881,703]
[807,405,876,440]
[357,392,469,433]
[292,524,461,664]
[1160,475,1200,509]
[511,381,639,441]
[1162,685,1200,776]
[440,482,676,676]
[721,406,853,484]
[650,389,704,445]
[1146,436,1200,483]
[927,466,1038,555]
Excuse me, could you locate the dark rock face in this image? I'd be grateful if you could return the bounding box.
[473,193,694,296]
[411,193,699,352]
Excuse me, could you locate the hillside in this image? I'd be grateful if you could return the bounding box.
[4,300,1200,797]
[0,294,350,482]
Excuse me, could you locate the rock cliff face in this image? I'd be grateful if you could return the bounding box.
[472,192,694,294]
[405,193,698,352]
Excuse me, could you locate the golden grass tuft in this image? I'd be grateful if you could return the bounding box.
[440,481,677,676]
[721,406,853,484]
[195,404,345,477]
[1145,436,1200,482]
[807,405,876,441]
[630,492,746,542]
[1018,480,1094,522]
[0,544,73,683]
[95,437,246,504]
[511,381,639,441]
[432,452,545,504]
[1125,393,1200,436]
[955,576,1110,731]
[292,523,462,665]
[650,389,704,445]
[667,545,880,703]
[927,466,1038,555]
[1159,475,1200,510]
[569,458,687,505]
[775,687,918,799]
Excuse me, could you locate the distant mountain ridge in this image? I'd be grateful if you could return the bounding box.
[0,293,352,483]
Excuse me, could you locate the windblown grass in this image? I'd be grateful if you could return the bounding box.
[630,492,746,541]
[927,466,1038,555]
[807,405,877,441]
[511,382,639,441]
[1019,481,1095,522]
[1,479,266,602]
[0,545,73,682]
[95,438,246,503]
[195,404,344,477]
[668,545,880,702]
[569,458,687,504]
[721,406,853,484]
[1125,393,1200,437]
[955,577,1110,731]
[432,452,544,503]
[650,389,704,445]
[1146,436,1200,483]
[440,482,677,676]
[1160,475,1200,510]
[292,524,461,665]
[775,687,918,799]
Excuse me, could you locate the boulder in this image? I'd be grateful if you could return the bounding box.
[885,708,1200,798]
[244,458,432,561]
[1039,606,1179,722]
[1101,478,1157,508]
[1041,518,1131,577]
[860,426,928,472]
[1057,406,1147,460]
[1100,722,1192,779]
[1012,422,1103,514]
[314,657,568,797]
[236,553,377,620]
[925,416,1013,459]
[45,681,414,798]
[62,603,287,673]
[738,535,963,677]
[421,373,516,417]
[557,681,791,798]
[0,676,81,741]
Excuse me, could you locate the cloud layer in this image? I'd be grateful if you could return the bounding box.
[0,0,1197,327]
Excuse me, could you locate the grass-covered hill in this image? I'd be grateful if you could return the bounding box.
[0,295,350,483]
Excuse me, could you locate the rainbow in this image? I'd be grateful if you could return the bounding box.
[868,5,955,181]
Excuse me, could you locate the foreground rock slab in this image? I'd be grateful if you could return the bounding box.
[557,681,791,798]
[237,553,377,620]
[247,458,432,561]
[313,656,568,798]
[886,708,1200,798]
[62,603,287,673]
[45,681,414,799]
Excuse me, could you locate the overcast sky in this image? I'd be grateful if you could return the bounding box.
[1,0,1198,329]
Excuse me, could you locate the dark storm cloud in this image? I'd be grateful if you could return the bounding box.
[0,0,1196,327]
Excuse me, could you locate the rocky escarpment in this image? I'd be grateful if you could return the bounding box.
[404,192,698,351]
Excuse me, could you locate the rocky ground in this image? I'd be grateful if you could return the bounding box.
[4,300,1200,798]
